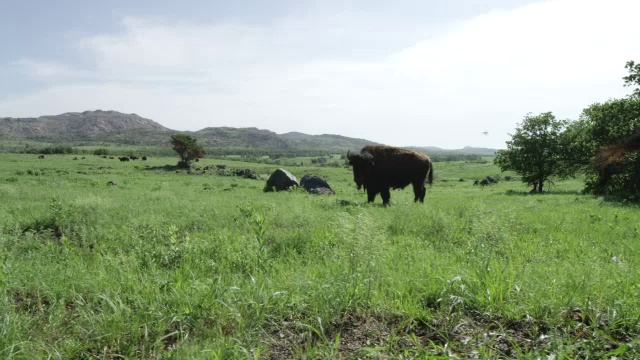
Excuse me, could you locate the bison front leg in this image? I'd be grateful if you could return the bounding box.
[380,187,391,205]
[367,188,378,203]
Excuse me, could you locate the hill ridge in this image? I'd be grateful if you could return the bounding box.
[0,110,498,154]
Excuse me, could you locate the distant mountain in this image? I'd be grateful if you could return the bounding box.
[0,110,497,155]
[0,110,172,145]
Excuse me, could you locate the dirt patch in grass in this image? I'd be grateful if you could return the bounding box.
[11,289,51,314]
[264,309,637,359]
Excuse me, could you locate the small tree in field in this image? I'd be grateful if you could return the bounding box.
[495,112,570,193]
[171,134,205,168]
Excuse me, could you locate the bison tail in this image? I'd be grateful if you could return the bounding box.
[428,161,433,185]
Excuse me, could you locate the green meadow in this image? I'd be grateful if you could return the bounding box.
[1,153,639,359]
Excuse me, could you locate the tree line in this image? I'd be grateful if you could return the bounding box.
[495,60,640,196]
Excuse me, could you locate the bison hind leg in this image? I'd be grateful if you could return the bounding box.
[413,181,426,203]
[380,187,391,205]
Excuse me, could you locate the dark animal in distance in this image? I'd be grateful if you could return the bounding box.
[141,156,147,161]
[479,179,490,187]
[347,145,433,205]
[38,155,44,159]
[130,156,138,160]
[119,157,130,162]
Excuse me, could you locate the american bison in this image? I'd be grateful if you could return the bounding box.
[141,156,147,161]
[347,145,433,205]
[119,157,130,162]
[38,155,44,159]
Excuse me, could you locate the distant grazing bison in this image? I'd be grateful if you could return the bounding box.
[141,156,147,161]
[347,145,433,205]
[119,157,130,162]
[38,155,44,159]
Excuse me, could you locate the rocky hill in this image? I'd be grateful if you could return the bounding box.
[0,110,498,155]
[0,110,380,153]
[0,110,171,144]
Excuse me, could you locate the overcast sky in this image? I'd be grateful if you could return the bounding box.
[1,0,638,149]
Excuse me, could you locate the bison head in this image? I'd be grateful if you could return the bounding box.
[347,150,374,190]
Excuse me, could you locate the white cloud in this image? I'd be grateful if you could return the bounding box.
[2,0,639,149]
[12,59,84,80]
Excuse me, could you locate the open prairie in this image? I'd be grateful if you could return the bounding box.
[1,154,639,358]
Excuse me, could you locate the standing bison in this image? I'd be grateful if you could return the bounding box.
[347,145,433,205]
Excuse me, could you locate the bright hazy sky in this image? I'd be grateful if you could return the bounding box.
[1,0,638,149]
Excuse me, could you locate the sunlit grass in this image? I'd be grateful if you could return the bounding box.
[1,153,639,358]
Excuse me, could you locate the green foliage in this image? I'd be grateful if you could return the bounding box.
[494,112,570,192]
[623,60,640,97]
[92,148,109,156]
[570,96,640,194]
[170,133,205,168]
[33,145,75,154]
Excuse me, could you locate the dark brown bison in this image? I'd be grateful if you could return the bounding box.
[347,145,433,205]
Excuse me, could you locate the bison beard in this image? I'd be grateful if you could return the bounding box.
[347,145,433,205]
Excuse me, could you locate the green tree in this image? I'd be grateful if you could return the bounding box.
[572,97,640,194]
[494,112,570,193]
[623,60,640,97]
[170,134,205,168]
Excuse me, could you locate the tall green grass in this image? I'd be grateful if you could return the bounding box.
[1,153,638,358]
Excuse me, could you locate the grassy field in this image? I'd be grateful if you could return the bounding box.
[1,153,639,359]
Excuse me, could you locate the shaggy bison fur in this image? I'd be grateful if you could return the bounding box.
[347,145,433,205]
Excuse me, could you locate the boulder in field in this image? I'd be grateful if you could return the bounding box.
[300,175,334,195]
[265,168,299,191]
